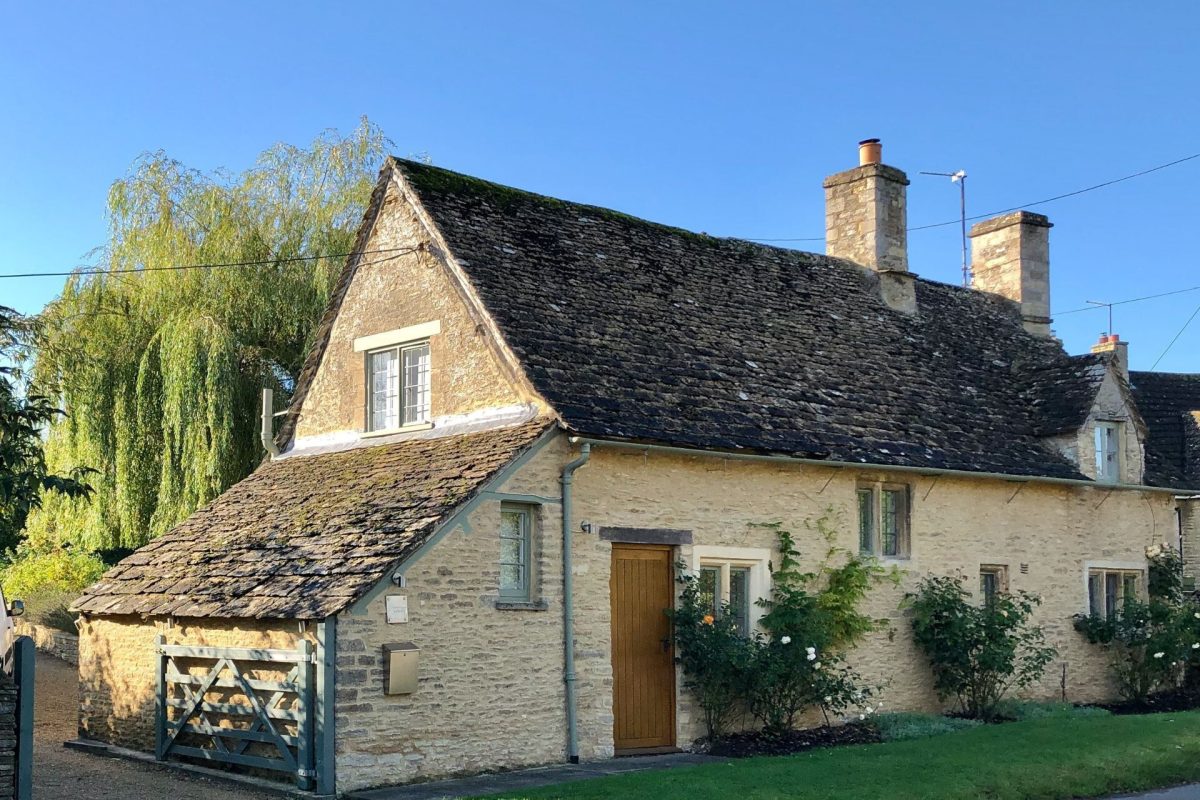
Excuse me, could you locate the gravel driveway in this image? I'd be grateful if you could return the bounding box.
[33,652,275,800]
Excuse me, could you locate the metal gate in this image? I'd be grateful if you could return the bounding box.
[155,635,315,789]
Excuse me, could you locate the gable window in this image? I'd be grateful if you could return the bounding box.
[1087,568,1141,619]
[692,547,770,637]
[857,482,910,559]
[979,565,1008,608]
[367,340,430,432]
[1094,422,1121,484]
[499,504,534,600]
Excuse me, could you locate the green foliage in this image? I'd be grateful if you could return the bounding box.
[870,711,982,741]
[669,513,894,738]
[25,120,389,552]
[2,532,105,598]
[1073,547,1200,701]
[667,566,753,738]
[908,575,1057,720]
[0,306,94,551]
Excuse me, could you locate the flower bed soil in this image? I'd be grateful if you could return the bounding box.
[706,723,881,758]
[1087,687,1200,716]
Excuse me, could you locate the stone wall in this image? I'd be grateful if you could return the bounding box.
[16,621,78,665]
[331,432,1175,790]
[76,615,313,752]
[292,177,543,446]
[334,435,572,791]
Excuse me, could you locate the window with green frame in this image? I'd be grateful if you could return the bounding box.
[857,482,910,558]
[499,504,534,600]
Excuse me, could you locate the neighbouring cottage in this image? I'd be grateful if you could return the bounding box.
[73,140,1199,795]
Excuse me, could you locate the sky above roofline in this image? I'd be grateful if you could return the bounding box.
[2,1,1197,372]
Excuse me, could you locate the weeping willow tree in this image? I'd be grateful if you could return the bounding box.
[26,119,390,554]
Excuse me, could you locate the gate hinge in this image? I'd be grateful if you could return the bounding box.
[297,767,316,778]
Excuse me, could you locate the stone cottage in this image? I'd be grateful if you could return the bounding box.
[73,140,1197,794]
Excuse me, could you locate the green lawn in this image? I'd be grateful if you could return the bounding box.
[478,712,1200,800]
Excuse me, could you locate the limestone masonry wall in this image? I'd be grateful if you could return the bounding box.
[76,615,313,752]
[293,178,539,443]
[332,433,1173,789]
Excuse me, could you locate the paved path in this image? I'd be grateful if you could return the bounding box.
[1110,787,1200,800]
[347,753,722,800]
[32,651,273,800]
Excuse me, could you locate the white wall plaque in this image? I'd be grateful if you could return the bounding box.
[385,595,409,624]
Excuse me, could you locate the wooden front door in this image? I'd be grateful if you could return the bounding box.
[610,543,676,752]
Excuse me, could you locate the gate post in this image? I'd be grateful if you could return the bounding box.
[14,636,34,800]
[154,633,166,760]
[295,638,314,790]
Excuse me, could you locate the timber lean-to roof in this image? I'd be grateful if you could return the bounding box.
[378,159,1107,480]
[72,420,551,619]
[1131,371,1200,490]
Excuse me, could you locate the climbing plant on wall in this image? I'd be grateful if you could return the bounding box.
[24,119,390,553]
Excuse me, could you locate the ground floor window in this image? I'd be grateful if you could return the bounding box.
[691,546,770,636]
[1087,568,1142,619]
[979,565,1008,607]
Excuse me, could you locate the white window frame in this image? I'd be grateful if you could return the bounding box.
[1083,560,1145,619]
[365,339,431,433]
[857,481,911,560]
[1094,421,1122,484]
[690,546,771,634]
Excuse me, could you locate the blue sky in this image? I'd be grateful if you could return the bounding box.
[2,1,1197,371]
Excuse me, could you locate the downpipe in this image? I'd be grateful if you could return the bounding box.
[560,442,591,764]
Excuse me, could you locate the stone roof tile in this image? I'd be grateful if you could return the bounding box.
[73,420,552,619]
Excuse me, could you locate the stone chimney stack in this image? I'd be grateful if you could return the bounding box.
[825,139,916,314]
[969,211,1053,337]
[1090,333,1129,380]
[824,138,910,273]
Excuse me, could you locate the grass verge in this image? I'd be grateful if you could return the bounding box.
[476,711,1200,800]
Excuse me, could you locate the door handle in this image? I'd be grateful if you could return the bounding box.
[660,637,671,653]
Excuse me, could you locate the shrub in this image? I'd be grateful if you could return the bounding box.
[1073,546,1200,701]
[669,513,895,738]
[907,575,1057,720]
[870,712,982,741]
[669,568,754,738]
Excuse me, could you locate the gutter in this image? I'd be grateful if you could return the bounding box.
[559,442,590,764]
[570,436,1183,495]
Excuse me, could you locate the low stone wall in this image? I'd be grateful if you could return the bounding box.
[16,621,78,665]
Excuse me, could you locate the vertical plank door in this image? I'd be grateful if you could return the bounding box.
[610,543,676,752]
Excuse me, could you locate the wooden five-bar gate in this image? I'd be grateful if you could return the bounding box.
[155,635,316,789]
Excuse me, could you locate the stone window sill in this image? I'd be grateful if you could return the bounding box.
[362,422,434,439]
[495,599,549,612]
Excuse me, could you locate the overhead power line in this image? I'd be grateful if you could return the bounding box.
[1149,300,1200,370]
[0,247,418,280]
[1053,285,1200,316]
[747,151,1200,243]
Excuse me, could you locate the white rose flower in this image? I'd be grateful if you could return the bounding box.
[780,636,792,645]
[1192,643,1199,650]
[806,646,816,655]
[859,714,865,721]
[813,662,821,670]
[1154,652,1166,659]
[807,652,816,661]
[824,696,832,704]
